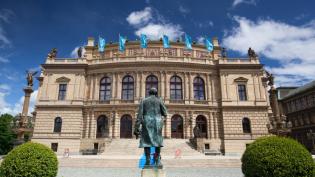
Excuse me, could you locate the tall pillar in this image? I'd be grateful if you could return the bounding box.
[165,73,170,103]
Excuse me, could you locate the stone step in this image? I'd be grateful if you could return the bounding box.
[58,157,241,168]
[101,139,203,157]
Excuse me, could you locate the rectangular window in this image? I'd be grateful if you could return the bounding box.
[51,143,58,152]
[238,84,247,101]
[58,84,67,100]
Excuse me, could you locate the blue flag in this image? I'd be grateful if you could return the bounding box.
[98,36,106,52]
[119,35,126,51]
[205,37,213,52]
[185,34,192,50]
[162,35,170,48]
[140,34,148,48]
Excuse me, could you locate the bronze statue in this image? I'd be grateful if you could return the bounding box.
[134,88,167,168]
[47,48,57,59]
[26,70,38,87]
[77,47,82,58]
[248,47,257,58]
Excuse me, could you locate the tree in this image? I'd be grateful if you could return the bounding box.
[0,114,15,155]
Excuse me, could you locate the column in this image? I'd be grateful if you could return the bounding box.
[220,74,226,100]
[189,73,194,101]
[165,73,170,103]
[252,74,258,101]
[140,72,145,99]
[165,114,171,138]
[116,73,122,100]
[209,112,214,139]
[206,74,212,102]
[213,112,217,139]
[94,74,100,100]
[190,112,195,138]
[160,71,165,99]
[112,74,116,99]
[184,73,189,102]
[136,72,141,100]
[185,111,190,139]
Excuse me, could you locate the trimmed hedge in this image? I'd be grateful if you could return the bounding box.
[0,142,58,177]
[242,136,315,177]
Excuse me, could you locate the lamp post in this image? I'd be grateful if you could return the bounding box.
[306,129,315,154]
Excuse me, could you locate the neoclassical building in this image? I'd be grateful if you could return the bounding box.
[32,37,270,155]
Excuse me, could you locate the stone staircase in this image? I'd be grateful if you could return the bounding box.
[100,139,203,158]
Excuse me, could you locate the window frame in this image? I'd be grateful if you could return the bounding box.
[99,76,111,101]
[121,75,134,100]
[145,75,158,97]
[193,76,205,100]
[242,117,251,133]
[53,117,62,133]
[58,84,67,100]
[170,75,183,100]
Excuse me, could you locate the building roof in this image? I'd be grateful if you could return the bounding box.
[281,80,315,100]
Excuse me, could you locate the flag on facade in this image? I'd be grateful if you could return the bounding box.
[185,34,192,50]
[98,36,106,52]
[162,35,170,48]
[119,35,126,51]
[140,34,148,48]
[205,37,213,52]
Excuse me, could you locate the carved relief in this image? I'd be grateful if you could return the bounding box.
[56,76,70,83]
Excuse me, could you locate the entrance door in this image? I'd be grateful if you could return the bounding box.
[171,115,184,138]
[196,115,207,138]
[120,115,133,138]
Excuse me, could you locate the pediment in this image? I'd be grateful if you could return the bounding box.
[56,76,70,83]
[234,77,248,82]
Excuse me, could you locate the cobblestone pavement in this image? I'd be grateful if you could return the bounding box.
[57,167,243,177]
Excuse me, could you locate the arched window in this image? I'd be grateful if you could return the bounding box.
[170,75,182,100]
[146,75,158,97]
[54,117,62,133]
[194,77,205,100]
[196,115,208,138]
[122,75,134,100]
[96,115,109,138]
[242,117,251,133]
[99,77,111,101]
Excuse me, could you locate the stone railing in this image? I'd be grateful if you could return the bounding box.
[219,57,260,64]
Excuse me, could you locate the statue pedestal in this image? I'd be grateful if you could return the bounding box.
[141,168,166,177]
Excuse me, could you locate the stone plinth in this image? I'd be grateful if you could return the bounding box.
[141,169,166,177]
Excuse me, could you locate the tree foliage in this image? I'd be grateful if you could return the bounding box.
[242,136,315,177]
[0,114,15,155]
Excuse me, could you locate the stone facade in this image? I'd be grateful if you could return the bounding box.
[32,37,270,155]
[278,81,315,152]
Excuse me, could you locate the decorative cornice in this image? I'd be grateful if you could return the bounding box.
[56,76,71,83]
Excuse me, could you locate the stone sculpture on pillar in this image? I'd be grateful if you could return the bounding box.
[16,70,37,141]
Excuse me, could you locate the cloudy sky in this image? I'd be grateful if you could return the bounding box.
[0,0,314,115]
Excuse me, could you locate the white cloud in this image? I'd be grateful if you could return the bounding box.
[126,7,152,27]
[127,7,184,40]
[135,23,183,40]
[70,46,86,58]
[232,0,257,7]
[179,5,190,14]
[197,36,205,44]
[0,56,9,63]
[0,84,38,116]
[0,9,13,48]
[222,16,315,86]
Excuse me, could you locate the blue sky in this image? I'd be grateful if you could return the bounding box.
[0,0,314,115]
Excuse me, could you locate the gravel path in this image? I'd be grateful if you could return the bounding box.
[58,167,243,177]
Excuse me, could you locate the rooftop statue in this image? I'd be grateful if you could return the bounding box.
[77,47,82,58]
[265,70,274,87]
[134,88,167,168]
[47,48,57,59]
[248,47,257,58]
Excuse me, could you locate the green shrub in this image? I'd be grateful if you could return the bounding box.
[0,142,58,177]
[242,136,315,177]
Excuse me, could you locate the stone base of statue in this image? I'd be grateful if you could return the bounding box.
[141,168,166,177]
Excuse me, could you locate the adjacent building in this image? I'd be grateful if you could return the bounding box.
[32,37,271,155]
[278,81,315,153]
